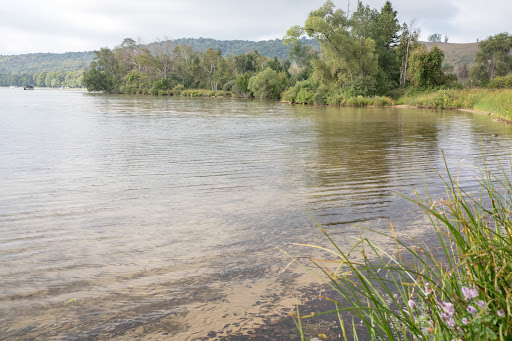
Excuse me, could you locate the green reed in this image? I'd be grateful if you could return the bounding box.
[287,154,512,340]
[398,89,512,121]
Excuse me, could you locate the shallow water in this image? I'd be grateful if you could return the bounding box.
[1,88,511,339]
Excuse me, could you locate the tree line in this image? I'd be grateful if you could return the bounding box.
[77,0,511,102]
[0,70,84,88]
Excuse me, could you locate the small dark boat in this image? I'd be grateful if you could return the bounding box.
[23,85,34,90]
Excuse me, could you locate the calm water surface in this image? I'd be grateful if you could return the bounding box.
[1,88,511,339]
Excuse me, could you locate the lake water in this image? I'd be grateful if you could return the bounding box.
[1,88,511,340]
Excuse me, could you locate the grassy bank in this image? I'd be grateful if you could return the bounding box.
[288,157,512,340]
[398,89,512,121]
[180,89,233,98]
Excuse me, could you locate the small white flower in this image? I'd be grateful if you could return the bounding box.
[425,282,433,295]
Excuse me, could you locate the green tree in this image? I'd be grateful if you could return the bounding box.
[233,73,252,98]
[350,1,378,41]
[36,71,47,87]
[408,45,446,88]
[171,45,200,88]
[233,53,258,74]
[373,1,401,93]
[397,20,421,87]
[200,48,222,91]
[472,32,512,83]
[82,48,121,93]
[428,33,442,42]
[247,67,286,99]
[284,0,378,94]
[287,39,318,70]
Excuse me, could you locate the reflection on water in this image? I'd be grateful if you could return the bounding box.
[1,88,511,339]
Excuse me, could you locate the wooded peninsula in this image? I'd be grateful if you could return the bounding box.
[3,0,512,119]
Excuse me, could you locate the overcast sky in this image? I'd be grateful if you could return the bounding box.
[1,0,510,55]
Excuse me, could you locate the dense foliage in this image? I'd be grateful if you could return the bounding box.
[470,33,512,85]
[0,51,94,74]
[81,0,450,102]
[0,38,318,89]
[0,70,84,88]
[3,1,511,103]
[79,1,512,103]
[81,38,285,95]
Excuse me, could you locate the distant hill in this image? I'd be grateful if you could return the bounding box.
[151,37,320,59]
[422,41,479,69]
[0,51,95,74]
[0,38,320,75]
[0,38,480,76]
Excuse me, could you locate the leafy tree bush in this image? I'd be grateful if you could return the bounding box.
[408,46,455,88]
[233,74,252,98]
[428,33,442,42]
[487,75,512,89]
[471,33,512,84]
[247,68,287,99]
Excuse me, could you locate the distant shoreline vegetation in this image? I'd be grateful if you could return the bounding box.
[2,1,510,118]
[78,1,511,109]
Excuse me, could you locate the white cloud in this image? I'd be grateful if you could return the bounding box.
[1,0,511,54]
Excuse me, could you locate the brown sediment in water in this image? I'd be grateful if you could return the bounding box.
[0,218,434,340]
[174,219,437,340]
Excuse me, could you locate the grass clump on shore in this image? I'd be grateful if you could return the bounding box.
[282,81,394,107]
[288,156,512,340]
[180,89,233,98]
[398,89,512,121]
[473,90,512,121]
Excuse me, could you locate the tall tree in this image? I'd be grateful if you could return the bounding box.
[408,45,446,88]
[82,48,120,93]
[284,0,378,93]
[428,33,442,42]
[472,32,512,82]
[350,1,378,40]
[397,20,421,87]
[373,1,401,93]
[200,48,222,91]
[171,45,199,87]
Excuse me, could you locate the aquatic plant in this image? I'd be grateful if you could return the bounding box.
[287,154,512,340]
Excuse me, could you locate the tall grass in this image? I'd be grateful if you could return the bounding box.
[398,89,512,121]
[287,155,512,340]
[473,91,512,121]
[180,89,233,97]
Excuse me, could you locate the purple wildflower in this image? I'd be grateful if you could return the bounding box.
[462,286,470,300]
[462,317,469,325]
[408,299,416,309]
[476,300,486,308]
[467,305,478,315]
[462,286,479,300]
[469,287,478,299]
[442,301,455,316]
[498,310,505,317]
[447,318,456,328]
